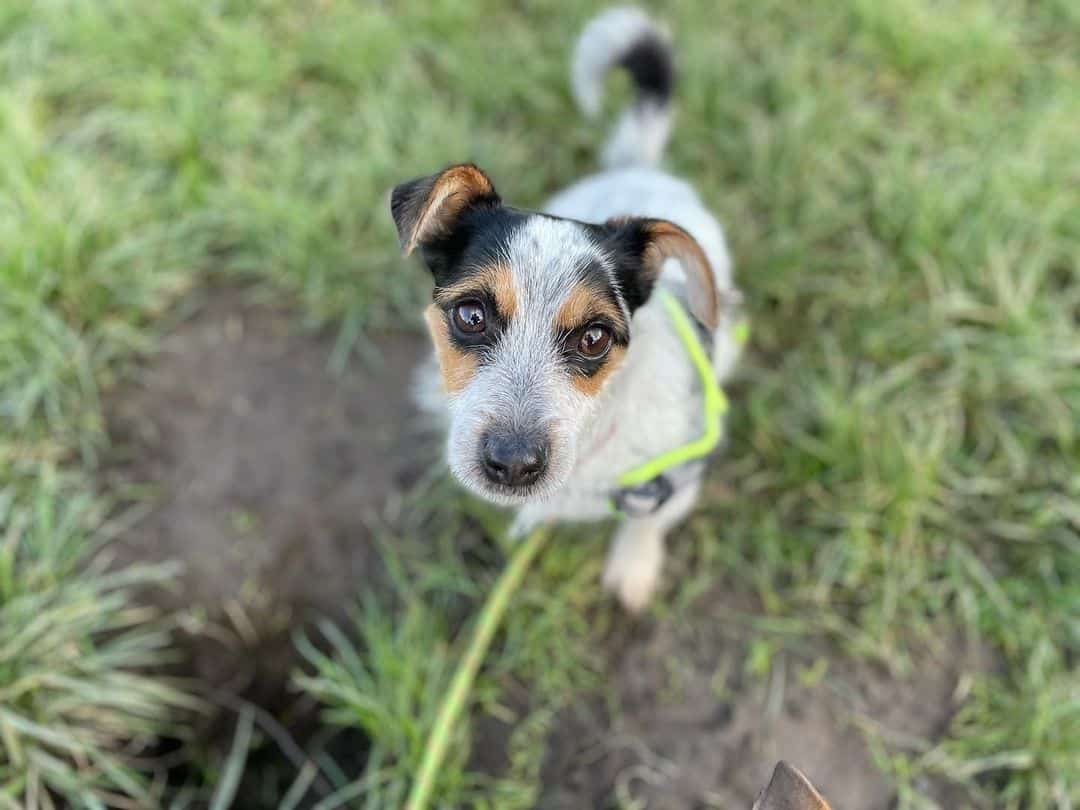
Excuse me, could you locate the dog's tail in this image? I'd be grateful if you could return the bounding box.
[571,7,675,169]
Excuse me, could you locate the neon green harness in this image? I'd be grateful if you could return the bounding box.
[612,290,743,511]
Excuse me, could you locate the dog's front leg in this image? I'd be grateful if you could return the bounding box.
[602,479,702,612]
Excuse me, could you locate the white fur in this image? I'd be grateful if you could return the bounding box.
[602,479,701,612]
[602,100,673,169]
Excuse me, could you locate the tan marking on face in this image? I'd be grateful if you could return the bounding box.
[554,282,625,333]
[434,263,517,320]
[424,305,477,394]
[570,344,627,397]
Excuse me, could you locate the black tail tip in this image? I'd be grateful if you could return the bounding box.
[618,32,674,105]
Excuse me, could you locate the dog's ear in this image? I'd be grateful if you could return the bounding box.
[390,164,500,256]
[752,762,832,810]
[604,217,720,330]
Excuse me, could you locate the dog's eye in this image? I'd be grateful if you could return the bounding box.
[452,300,487,334]
[578,324,612,359]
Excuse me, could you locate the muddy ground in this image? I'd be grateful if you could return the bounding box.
[105,286,430,714]
[102,287,988,807]
[536,591,991,809]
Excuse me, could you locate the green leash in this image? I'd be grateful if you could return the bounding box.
[405,528,550,810]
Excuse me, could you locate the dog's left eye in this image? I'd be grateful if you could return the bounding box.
[452,300,487,334]
[577,324,612,359]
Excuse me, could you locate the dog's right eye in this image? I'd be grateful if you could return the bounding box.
[577,324,613,359]
[452,300,487,334]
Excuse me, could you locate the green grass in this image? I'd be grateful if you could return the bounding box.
[0,474,192,807]
[1,0,1077,807]
[295,488,604,809]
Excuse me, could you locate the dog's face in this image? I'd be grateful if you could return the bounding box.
[391,164,719,505]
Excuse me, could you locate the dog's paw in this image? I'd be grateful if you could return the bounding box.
[602,545,661,613]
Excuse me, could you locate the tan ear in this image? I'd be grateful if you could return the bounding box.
[752,762,832,810]
[389,164,499,255]
[643,220,720,330]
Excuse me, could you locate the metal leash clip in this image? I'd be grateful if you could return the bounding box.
[612,474,674,517]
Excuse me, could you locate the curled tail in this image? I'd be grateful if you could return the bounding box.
[571,7,675,169]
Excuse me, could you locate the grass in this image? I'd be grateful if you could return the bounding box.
[0,474,191,807]
[294,485,604,809]
[1,0,1077,807]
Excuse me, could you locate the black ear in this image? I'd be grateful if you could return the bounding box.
[603,217,721,329]
[390,164,500,256]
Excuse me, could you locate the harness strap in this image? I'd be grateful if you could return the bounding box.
[612,289,733,515]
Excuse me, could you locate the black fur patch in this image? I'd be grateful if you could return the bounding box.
[594,218,659,315]
[389,164,501,257]
[420,206,527,289]
[389,174,437,248]
[617,32,674,106]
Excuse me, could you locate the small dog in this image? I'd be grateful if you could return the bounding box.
[393,7,742,611]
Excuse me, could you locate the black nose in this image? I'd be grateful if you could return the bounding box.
[481,432,549,488]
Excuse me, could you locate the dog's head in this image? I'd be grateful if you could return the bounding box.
[753,762,832,810]
[391,163,719,504]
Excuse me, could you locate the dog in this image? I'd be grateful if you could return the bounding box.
[392,7,743,611]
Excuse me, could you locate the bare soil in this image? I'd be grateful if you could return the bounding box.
[535,587,992,809]
[104,286,430,714]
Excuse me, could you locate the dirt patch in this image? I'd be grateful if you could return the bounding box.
[538,587,991,809]
[104,286,431,712]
